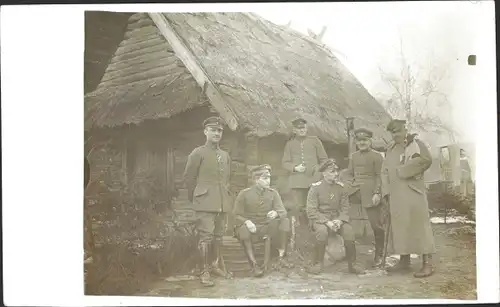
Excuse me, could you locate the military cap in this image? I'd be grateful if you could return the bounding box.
[250,164,272,177]
[386,119,407,132]
[291,117,307,128]
[203,116,225,129]
[318,158,339,173]
[354,127,373,139]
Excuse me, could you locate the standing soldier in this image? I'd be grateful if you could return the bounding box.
[381,119,436,278]
[183,116,233,287]
[282,117,328,230]
[232,165,293,277]
[306,159,364,275]
[343,127,385,267]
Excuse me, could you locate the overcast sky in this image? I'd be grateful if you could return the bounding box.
[255,1,495,145]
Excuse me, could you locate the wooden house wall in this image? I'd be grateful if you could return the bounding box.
[86,106,359,235]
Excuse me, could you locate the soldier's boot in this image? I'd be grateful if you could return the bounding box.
[210,237,232,279]
[242,240,264,277]
[345,240,365,274]
[373,231,385,267]
[199,242,215,287]
[386,254,411,273]
[277,231,294,269]
[413,254,434,278]
[307,242,326,275]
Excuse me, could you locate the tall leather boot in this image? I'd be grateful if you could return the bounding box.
[414,254,434,278]
[307,242,326,275]
[344,240,365,274]
[199,242,215,287]
[277,231,294,268]
[242,240,264,277]
[386,254,411,273]
[210,237,231,278]
[373,230,385,267]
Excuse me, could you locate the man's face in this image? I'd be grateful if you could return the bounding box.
[204,126,223,143]
[323,167,339,183]
[355,137,371,151]
[293,125,307,137]
[391,126,407,144]
[255,173,271,188]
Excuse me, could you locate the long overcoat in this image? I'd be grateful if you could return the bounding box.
[381,135,436,255]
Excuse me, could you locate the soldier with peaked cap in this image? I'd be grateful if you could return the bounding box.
[282,117,328,227]
[183,116,233,287]
[343,127,385,267]
[232,164,293,277]
[381,119,436,278]
[306,158,365,275]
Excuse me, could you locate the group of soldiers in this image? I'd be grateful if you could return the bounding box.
[183,115,437,287]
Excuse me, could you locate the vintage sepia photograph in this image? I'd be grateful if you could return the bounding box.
[3,1,496,305]
[81,3,489,300]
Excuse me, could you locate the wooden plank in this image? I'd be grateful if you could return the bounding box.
[102,52,179,82]
[114,36,167,58]
[121,32,163,46]
[123,26,163,41]
[107,50,174,72]
[148,13,239,131]
[98,64,185,90]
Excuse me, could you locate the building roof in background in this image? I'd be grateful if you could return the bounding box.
[85,12,391,145]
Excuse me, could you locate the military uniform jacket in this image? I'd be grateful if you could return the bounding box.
[306,180,350,224]
[233,185,287,226]
[343,149,383,208]
[183,143,232,213]
[282,136,328,189]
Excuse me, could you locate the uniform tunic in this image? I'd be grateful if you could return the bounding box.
[184,143,232,212]
[282,136,328,189]
[343,149,383,208]
[183,142,233,242]
[233,185,289,240]
[382,136,436,255]
[343,149,385,236]
[306,180,354,242]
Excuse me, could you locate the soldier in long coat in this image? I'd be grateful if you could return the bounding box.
[232,165,292,277]
[343,128,385,267]
[382,119,436,278]
[306,159,364,275]
[183,116,233,287]
[282,118,328,226]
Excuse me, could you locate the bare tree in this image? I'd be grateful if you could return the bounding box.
[378,35,460,143]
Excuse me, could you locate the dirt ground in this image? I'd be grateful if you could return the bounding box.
[134,223,476,300]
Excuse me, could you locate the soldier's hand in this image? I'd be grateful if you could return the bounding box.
[245,220,257,233]
[372,193,381,206]
[326,220,336,230]
[267,210,278,219]
[332,219,342,231]
[294,164,306,173]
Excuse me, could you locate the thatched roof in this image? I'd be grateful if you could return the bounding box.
[85,12,391,145]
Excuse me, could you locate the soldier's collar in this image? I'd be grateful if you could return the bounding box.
[323,179,343,186]
[404,133,418,147]
[253,185,269,192]
[205,141,220,149]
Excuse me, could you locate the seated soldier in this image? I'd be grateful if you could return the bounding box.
[233,164,293,277]
[306,158,364,275]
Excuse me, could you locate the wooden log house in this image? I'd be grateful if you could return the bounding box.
[84,12,392,237]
